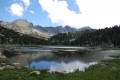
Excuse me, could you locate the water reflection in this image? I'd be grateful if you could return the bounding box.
[49,61,97,73]
[8,46,120,73]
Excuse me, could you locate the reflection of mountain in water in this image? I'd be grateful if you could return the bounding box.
[8,52,53,67]
[8,50,104,67]
[53,51,104,63]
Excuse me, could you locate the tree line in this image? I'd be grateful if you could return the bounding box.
[50,25,120,48]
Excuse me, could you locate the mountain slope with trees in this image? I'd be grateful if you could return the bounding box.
[50,25,120,47]
[0,25,48,45]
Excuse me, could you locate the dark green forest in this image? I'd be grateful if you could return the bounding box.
[50,25,120,47]
[0,25,48,45]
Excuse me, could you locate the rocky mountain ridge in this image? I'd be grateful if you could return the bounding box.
[0,19,92,38]
[0,19,49,38]
[35,25,76,35]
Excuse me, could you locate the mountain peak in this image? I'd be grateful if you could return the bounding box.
[65,25,72,29]
[79,26,92,31]
[12,19,33,27]
[14,19,27,21]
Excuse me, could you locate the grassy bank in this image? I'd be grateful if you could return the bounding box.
[0,55,120,80]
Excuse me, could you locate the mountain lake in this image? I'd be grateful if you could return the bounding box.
[7,45,120,73]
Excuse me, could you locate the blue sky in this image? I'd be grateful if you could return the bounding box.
[0,0,80,27]
[0,0,53,26]
[0,0,120,28]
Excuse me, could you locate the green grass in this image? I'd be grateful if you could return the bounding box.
[110,55,120,59]
[0,59,12,66]
[0,56,120,80]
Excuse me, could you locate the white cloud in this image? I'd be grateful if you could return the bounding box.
[39,0,120,29]
[9,0,31,17]
[9,3,24,17]
[29,10,34,14]
[21,0,30,9]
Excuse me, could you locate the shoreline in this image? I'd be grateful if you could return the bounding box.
[0,54,120,80]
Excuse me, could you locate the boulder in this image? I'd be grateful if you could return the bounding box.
[0,65,15,70]
[4,65,15,70]
[0,67,4,71]
[29,71,40,76]
[12,63,20,66]
[0,55,6,60]
[100,63,107,68]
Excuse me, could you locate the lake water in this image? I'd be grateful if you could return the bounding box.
[8,46,120,73]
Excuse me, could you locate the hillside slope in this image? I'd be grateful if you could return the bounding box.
[0,25,48,45]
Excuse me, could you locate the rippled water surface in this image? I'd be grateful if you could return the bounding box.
[8,46,120,73]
